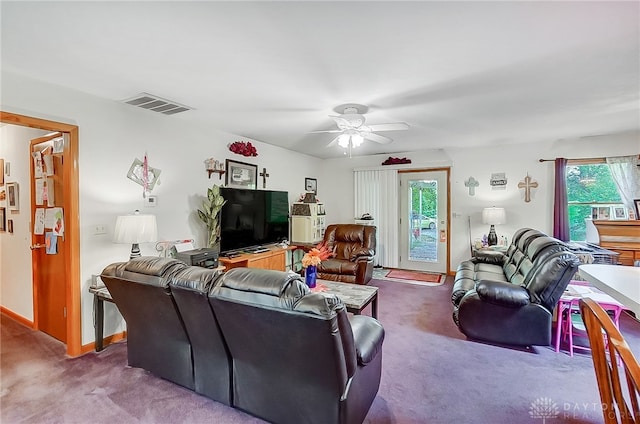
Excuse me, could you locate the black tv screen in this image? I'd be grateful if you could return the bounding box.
[219,188,289,253]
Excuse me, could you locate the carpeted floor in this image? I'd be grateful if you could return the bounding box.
[2,277,639,423]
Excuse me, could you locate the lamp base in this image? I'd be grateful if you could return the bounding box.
[130,243,141,260]
[487,225,498,246]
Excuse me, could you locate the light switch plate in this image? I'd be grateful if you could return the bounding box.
[145,195,157,207]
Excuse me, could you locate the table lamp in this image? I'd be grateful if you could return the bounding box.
[114,210,158,259]
[482,207,506,246]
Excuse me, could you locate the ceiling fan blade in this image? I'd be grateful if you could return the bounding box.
[309,129,342,134]
[363,132,392,144]
[366,122,409,132]
[331,115,353,130]
[326,135,341,148]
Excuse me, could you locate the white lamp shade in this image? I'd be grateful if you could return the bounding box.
[482,207,506,225]
[114,213,158,244]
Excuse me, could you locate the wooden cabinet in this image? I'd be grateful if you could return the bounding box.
[218,247,289,271]
[291,216,326,243]
[593,220,640,266]
[291,202,326,244]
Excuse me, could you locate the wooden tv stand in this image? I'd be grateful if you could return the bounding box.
[218,246,293,271]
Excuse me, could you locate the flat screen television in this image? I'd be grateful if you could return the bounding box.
[219,188,289,253]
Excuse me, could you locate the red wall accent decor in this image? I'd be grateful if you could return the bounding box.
[229,141,258,157]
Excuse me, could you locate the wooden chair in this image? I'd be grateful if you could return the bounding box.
[579,298,640,423]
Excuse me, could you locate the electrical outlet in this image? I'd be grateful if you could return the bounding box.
[94,225,107,235]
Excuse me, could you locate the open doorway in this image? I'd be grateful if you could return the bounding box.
[0,112,81,357]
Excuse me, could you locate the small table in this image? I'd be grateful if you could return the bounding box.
[554,283,626,355]
[89,285,114,352]
[472,245,508,258]
[312,280,379,319]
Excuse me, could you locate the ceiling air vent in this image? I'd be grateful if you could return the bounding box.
[122,93,194,115]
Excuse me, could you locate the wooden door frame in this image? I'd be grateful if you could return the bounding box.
[398,167,451,275]
[0,111,81,357]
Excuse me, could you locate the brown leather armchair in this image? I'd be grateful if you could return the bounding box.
[317,224,376,285]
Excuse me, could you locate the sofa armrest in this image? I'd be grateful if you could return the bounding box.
[350,248,375,262]
[476,279,530,308]
[349,315,384,365]
[472,250,506,265]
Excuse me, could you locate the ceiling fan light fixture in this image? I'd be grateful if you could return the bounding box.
[315,104,409,152]
[338,134,350,148]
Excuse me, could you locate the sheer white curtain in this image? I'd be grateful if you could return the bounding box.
[606,155,640,212]
[354,169,398,268]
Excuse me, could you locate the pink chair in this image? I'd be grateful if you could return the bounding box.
[562,297,625,357]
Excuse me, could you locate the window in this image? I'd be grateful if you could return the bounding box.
[566,159,623,241]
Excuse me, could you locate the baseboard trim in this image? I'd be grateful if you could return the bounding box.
[0,307,34,328]
[81,331,127,354]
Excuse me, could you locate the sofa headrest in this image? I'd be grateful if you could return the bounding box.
[525,237,565,262]
[211,268,309,309]
[517,229,546,251]
[101,257,187,289]
[124,257,187,277]
[511,228,534,246]
[293,292,345,318]
[324,224,376,260]
[526,252,580,309]
[220,268,307,296]
[169,266,224,293]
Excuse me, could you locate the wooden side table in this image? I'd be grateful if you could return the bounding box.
[89,285,114,352]
[471,245,508,258]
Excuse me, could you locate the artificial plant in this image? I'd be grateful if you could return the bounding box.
[197,184,227,249]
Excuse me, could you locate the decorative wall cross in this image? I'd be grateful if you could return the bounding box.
[259,167,270,189]
[464,176,479,196]
[517,174,539,202]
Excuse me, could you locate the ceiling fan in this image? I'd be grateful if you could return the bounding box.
[311,105,409,152]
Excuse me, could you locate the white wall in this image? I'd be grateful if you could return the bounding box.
[0,125,49,320]
[318,132,639,272]
[1,70,321,344]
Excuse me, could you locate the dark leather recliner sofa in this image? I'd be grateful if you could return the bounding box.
[101,258,384,424]
[209,267,384,424]
[100,257,196,390]
[451,228,580,346]
[317,224,376,285]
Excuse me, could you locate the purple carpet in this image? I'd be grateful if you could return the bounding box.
[2,277,639,423]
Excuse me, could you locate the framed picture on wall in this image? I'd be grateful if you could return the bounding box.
[305,177,317,194]
[596,206,610,220]
[612,206,628,220]
[0,208,5,232]
[6,182,18,211]
[634,199,640,221]
[225,159,257,189]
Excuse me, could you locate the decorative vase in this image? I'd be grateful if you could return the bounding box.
[305,265,317,288]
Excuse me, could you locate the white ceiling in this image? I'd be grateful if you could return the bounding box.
[2,1,638,159]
